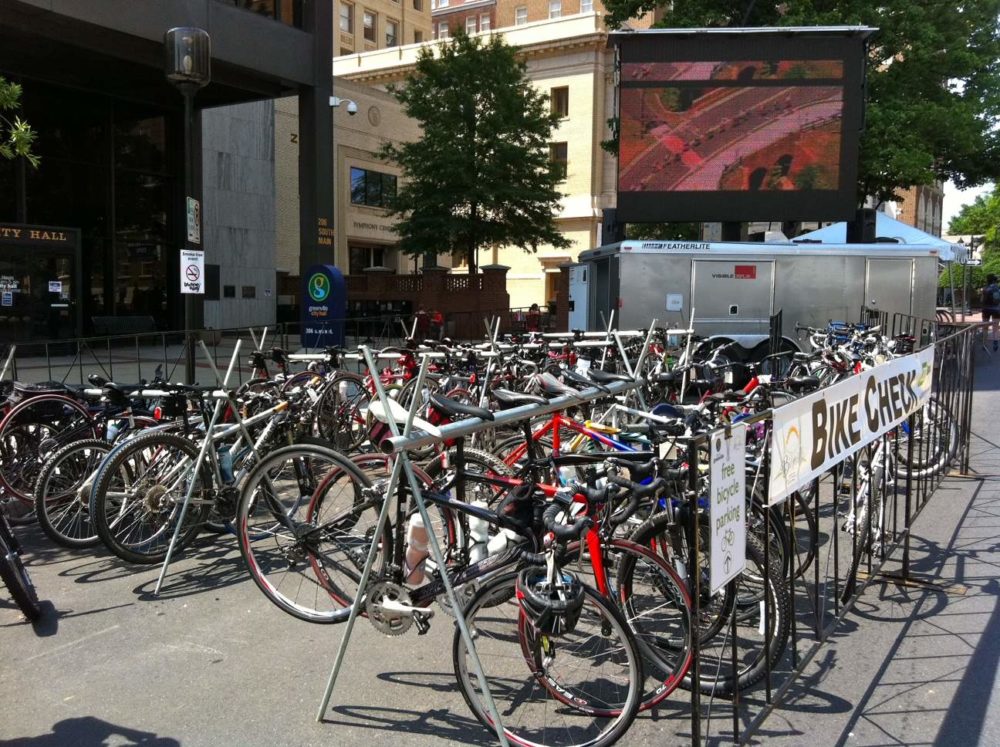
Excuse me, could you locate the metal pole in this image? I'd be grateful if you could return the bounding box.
[184,90,197,385]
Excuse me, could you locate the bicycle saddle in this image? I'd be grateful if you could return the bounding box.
[367,398,442,437]
[784,376,821,392]
[559,367,609,393]
[491,388,547,409]
[428,392,494,422]
[587,369,633,385]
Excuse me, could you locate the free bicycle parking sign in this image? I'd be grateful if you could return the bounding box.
[710,423,747,593]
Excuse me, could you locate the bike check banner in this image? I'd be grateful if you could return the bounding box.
[768,347,935,505]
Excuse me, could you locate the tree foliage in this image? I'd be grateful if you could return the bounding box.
[380,31,570,274]
[601,0,1000,205]
[0,76,38,167]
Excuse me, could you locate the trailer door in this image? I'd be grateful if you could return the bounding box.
[567,265,590,331]
[865,258,914,316]
[691,260,774,334]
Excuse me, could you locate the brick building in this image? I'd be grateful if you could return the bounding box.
[336,0,433,54]
[895,182,944,237]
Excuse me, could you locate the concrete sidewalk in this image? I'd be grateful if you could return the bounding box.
[743,351,1000,746]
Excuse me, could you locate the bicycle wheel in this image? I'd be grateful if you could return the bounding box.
[0,393,97,512]
[34,438,111,549]
[687,533,789,696]
[90,431,210,564]
[0,516,41,621]
[630,511,790,696]
[237,443,390,623]
[453,571,643,747]
[313,373,369,451]
[602,538,694,709]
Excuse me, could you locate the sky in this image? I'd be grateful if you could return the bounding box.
[942,180,994,234]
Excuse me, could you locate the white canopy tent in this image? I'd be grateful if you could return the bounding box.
[795,212,967,262]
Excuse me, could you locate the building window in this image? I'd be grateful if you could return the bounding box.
[480,14,491,30]
[466,17,477,34]
[349,246,386,275]
[340,3,354,32]
[223,285,236,298]
[432,0,449,7]
[386,19,399,46]
[242,285,257,299]
[205,264,221,301]
[549,0,561,18]
[363,11,376,41]
[551,86,569,118]
[515,6,528,25]
[580,0,593,10]
[437,22,449,39]
[549,142,568,180]
[351,167,398,208]
[413,0,422,8]
[414,30,424,42]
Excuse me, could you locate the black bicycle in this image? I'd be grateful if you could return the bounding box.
[0,506,41,621]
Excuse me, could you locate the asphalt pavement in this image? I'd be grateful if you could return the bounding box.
[1,350,998,746]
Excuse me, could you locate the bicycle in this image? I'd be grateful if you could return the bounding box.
[0,506,41,621]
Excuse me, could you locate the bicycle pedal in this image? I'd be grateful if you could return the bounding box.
[414,612,433,635]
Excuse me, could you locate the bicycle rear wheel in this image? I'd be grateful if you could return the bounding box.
[237,443,389,623]
[454,571,643,747]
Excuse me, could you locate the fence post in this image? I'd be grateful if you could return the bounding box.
[687,438,701,745]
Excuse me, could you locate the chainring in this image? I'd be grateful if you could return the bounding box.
[365,581,414,637]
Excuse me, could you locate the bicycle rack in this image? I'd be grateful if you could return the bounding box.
[153,339,277,595]
[315,346,510,746]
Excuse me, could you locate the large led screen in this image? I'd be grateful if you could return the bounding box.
[612,30,868,223]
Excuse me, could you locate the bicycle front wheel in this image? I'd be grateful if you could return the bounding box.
[454,572,643,747]
[34,438,110,549]
[237,443,389,623]
[0,517,41,621]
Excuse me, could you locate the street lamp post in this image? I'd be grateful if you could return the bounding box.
[165,27,211,384]
[329,96,357,270]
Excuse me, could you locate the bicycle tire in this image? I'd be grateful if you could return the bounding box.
[629,511,790,696]
[595,537,694,710]
[34,438,111,549]
[90,431,210,564]
[0,516,41,621]
[237,442,390,623]
[0,393,97,508]
[313,372,369,451]
[453,571,643,747]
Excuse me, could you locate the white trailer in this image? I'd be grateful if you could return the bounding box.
[575,239,952,352]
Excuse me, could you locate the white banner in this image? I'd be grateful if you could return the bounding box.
[769,347,935,504]
[180,249,205,295]
[710,423,747,593]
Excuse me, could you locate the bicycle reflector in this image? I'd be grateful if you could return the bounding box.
[516,567,584,637]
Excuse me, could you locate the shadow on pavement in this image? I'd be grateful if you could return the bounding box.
[323,704,493,745]
[0,716,180,746]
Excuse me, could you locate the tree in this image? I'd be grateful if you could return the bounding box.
[0,76,38,167]
[380,31,570,274]
[600,0,1000,206]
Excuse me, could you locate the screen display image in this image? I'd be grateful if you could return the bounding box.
[612,31,868,223]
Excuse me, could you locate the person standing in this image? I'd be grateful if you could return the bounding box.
[982,273,1000,352]
[526,303,541,333]
[430,309,444,340]
[414,306,430,340]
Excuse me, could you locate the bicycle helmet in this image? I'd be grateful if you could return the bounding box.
[516,567,584,637]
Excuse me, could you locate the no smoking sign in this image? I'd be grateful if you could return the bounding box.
[180,249,205,294]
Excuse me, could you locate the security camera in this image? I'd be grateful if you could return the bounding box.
[346,101,358,116]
